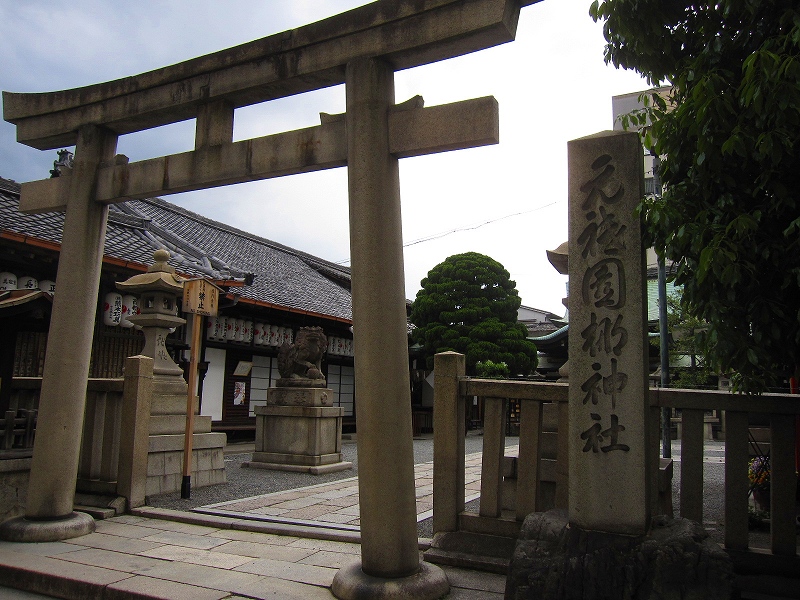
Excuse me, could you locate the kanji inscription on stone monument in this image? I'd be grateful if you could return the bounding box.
[568,130,650,535]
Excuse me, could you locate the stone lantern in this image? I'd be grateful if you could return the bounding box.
[116,248,185,377]
[114,248,226,496]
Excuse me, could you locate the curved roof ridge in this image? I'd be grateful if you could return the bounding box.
[0,177,21,195]
[138,197,351,280]
[113,202,248,281]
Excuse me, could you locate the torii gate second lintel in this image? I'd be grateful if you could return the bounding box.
[19,95,499,213]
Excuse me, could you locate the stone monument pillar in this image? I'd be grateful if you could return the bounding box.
[567,130,650,535]
[247,327,352,474]
[506,131,733,599]
[0,125,117,542]
[331,57,449,599]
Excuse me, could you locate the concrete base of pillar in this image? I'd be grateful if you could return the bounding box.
[331,560,449,600]
[0,511,95,542]
[244,460,352,475]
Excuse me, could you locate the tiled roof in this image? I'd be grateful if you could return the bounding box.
[0,176,352,322]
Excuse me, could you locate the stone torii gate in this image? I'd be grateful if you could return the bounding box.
[1,0,539,596]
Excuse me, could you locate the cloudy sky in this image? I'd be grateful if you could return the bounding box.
[0,0,647,316]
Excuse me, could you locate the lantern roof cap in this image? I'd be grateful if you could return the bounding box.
[116,248,185,294]
[546,241,569,275]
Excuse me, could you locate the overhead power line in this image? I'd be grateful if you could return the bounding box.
[333,200,559,265]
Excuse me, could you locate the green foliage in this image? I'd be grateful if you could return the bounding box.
[591,0,800,392]
[666,291,714,389]
[475,360,510,379]
[410,252,538,375]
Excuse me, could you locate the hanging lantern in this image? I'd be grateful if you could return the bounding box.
[38,280,56,295]
[345,339,354,357]
[217,316,228,340]
[253,322,265,345]
[0,272,17,291]
[328,336,336,355]
[120,295,139,328]
[206,316,218,340]
[17,276,38,290]
[284,328,293,345]
[102,292,123,326]
[268,325,278,346]
[225,317,236,340]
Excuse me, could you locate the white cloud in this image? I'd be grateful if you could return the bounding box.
[0,0,647,315]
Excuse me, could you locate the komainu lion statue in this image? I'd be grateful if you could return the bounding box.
[277,326,327,386]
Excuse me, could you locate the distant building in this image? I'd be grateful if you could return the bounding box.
[517,304,561,337]
[0,174,361,434]
[611,87,672,197]
[612,87,677,296]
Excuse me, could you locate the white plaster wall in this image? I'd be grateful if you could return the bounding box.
[328,364,355,416]
[201,347,226,421]
[250,354,277,417]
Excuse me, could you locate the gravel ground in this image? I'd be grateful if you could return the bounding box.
[147,432,510,538]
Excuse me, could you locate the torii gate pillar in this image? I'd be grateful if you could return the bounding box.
[0,124,117,541]
[331,57,449,598]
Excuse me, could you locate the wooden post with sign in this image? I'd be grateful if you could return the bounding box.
[180,278,220,498]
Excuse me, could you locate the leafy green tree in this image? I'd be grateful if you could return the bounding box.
[665,291,714,389]
[475,360,511,379]
[410,252,538,375]
[591,0,800,392]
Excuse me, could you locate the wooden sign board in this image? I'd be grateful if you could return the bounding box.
[182,278,219,316]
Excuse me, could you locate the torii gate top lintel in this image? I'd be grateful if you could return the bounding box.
[4,0,540,151]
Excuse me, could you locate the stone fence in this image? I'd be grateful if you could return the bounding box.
[0,356,154,521]
[428,351,799,587]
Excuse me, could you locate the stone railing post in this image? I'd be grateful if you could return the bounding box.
[116,356,154,509]
[433,351,466,534]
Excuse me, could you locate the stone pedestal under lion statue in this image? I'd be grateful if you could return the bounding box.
[246,327,352,475]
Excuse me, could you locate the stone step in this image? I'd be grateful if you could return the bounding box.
[423,546,509,575]
[459,511,521,538]
[150,395,198,415]
[74,505,116,520]
[424,530,516,574]
[73,492,126,519]
[0,548,228,600]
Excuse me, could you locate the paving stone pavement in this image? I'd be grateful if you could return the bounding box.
[0,512,507,599]
[0,447,515,599]
[193,449,507,532]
